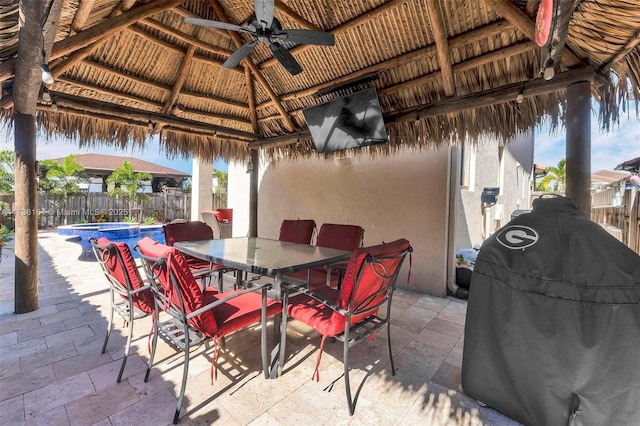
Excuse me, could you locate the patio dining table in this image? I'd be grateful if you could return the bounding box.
[173,236,352,377]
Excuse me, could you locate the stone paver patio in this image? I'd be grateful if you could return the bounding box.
[0,231,520,425]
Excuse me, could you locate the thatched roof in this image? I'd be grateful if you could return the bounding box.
[1,0,639,163]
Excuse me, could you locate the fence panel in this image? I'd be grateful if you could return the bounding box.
[0,192,231,229]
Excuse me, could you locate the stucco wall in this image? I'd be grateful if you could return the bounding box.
[228,147,451,296]
[455,132,534,250]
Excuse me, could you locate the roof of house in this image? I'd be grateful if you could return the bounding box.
[615,157,640,173]
[1,0,639,162]
[591,169,630,186]
[49,153,190,179]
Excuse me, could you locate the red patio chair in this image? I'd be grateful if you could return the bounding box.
[278,219,316,244]
[135,237,281,424]
[279,238,412,415]
[89,237,154,383]
[286,223,364,289]
[163,221,229,292]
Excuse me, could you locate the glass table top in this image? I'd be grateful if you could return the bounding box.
[174,237,352,277]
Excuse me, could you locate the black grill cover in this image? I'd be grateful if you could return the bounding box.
[461,197,640,425]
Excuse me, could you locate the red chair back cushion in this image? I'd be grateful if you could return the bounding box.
[338,238,411,312]
[137,237,218,336]
[214,208,233,222]
[279,219,316,244]
[163,221,214,246]
[97,237,154,314]
[316,224,363,251]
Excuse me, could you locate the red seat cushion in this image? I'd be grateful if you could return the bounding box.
[137,237,218,335]
[97,237,154,314]
[287,239,411,337]
[206,289,281,337]
[279,219,316,244]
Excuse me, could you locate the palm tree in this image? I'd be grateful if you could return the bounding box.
[38,155,87,198]
[539,159,566,193]
[107,161,153,221]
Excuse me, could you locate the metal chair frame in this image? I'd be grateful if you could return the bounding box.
[136,247,273,424]
[89,237,151,383]
[279,244,411,415]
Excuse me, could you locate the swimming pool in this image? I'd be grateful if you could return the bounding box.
[58,222,165,260]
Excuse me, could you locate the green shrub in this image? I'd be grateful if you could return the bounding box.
[143,216,155,225]
[123,216,137,223]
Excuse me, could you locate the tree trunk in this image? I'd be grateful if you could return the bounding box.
[13,0,63,313]
[14,113,39,313]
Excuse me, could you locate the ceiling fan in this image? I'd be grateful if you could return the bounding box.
[185,0,335,75]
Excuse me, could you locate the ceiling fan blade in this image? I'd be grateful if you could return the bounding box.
[254,0,275,30]
[269,42,302,75]
[223,40,258,69]
[184,18,254,35]
[273,29,335,46]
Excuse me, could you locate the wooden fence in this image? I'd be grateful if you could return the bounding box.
[0,192,227,229]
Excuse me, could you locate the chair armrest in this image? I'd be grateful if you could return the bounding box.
[281,282,348,316]
[186,282,273,319]
[129,284,151,295]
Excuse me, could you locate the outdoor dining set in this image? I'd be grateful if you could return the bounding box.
[89,218,412,424]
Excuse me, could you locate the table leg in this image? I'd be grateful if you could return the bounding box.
[267,276,284,379]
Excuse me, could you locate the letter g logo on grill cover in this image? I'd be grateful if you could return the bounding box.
[496,225,539,249]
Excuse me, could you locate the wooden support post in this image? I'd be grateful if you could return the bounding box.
[248,149,259,237]
[14,112,39,313]
[565,80,592,216]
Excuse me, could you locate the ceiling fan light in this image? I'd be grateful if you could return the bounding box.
[40,63,54,85]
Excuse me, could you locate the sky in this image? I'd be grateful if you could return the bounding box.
[534,110,639,172]
[1,111,638,175]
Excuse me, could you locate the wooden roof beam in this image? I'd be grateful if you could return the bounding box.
[71,0,96,33]
[111,0,138,18]
[387,66,595,122]
[482,0,582,67]
[255,19,515,109]
[258,40,537,124]
[260,0,411,69]
[52,76,250,125]
[50,0,185,79]
[426,0,455,97]
[141,18,234,57]
[206,0,296,133]
[51,92,257,139]
[245,67,259,133]
[51,0,185,60]
[600,28,640,73]
[37,104,252,144]
[79,59,247,110]
[162,45,196,114]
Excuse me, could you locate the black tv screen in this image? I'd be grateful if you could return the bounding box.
[303,88,388,153]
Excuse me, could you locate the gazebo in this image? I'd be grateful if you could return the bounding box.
[1,0,639,313]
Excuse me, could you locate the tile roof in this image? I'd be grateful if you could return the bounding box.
[49,153,190,178]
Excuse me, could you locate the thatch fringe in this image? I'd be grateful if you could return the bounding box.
[160,129,250,162]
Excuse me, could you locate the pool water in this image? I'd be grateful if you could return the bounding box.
[58,223,165,261]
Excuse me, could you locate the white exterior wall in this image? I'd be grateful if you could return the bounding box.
[455,131,535,249]
[228,148,451,296]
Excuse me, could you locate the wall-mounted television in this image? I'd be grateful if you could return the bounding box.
[303,88,388,153]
